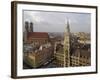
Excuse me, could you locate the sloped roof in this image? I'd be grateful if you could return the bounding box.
[27,32,49,39]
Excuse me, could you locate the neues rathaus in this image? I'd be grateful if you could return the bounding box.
[54,20,91,67]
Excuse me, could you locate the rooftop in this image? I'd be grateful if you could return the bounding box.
[27,32,49,39]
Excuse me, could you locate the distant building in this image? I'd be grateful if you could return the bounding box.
[71,48,91,66]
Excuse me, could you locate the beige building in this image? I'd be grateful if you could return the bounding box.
[54,20,91,67]
[24,45,54,68]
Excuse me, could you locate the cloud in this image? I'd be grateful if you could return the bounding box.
[23,10,91,33]
[24,11,45,23]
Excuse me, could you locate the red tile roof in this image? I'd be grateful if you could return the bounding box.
[27,32,49,39]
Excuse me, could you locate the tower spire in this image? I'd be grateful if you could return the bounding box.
[63,19,70,67]
[25,21,29,32]
[30,22,33,32]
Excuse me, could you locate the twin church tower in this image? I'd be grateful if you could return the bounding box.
[25,21,34,32]
[24,21,34,42]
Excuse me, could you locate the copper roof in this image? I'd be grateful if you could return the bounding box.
[27,32,49,39]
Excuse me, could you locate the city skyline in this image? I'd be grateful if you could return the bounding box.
[23,15,91,69]
[23,10,91,33]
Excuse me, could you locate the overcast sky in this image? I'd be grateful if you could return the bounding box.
[23,10,91,33]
